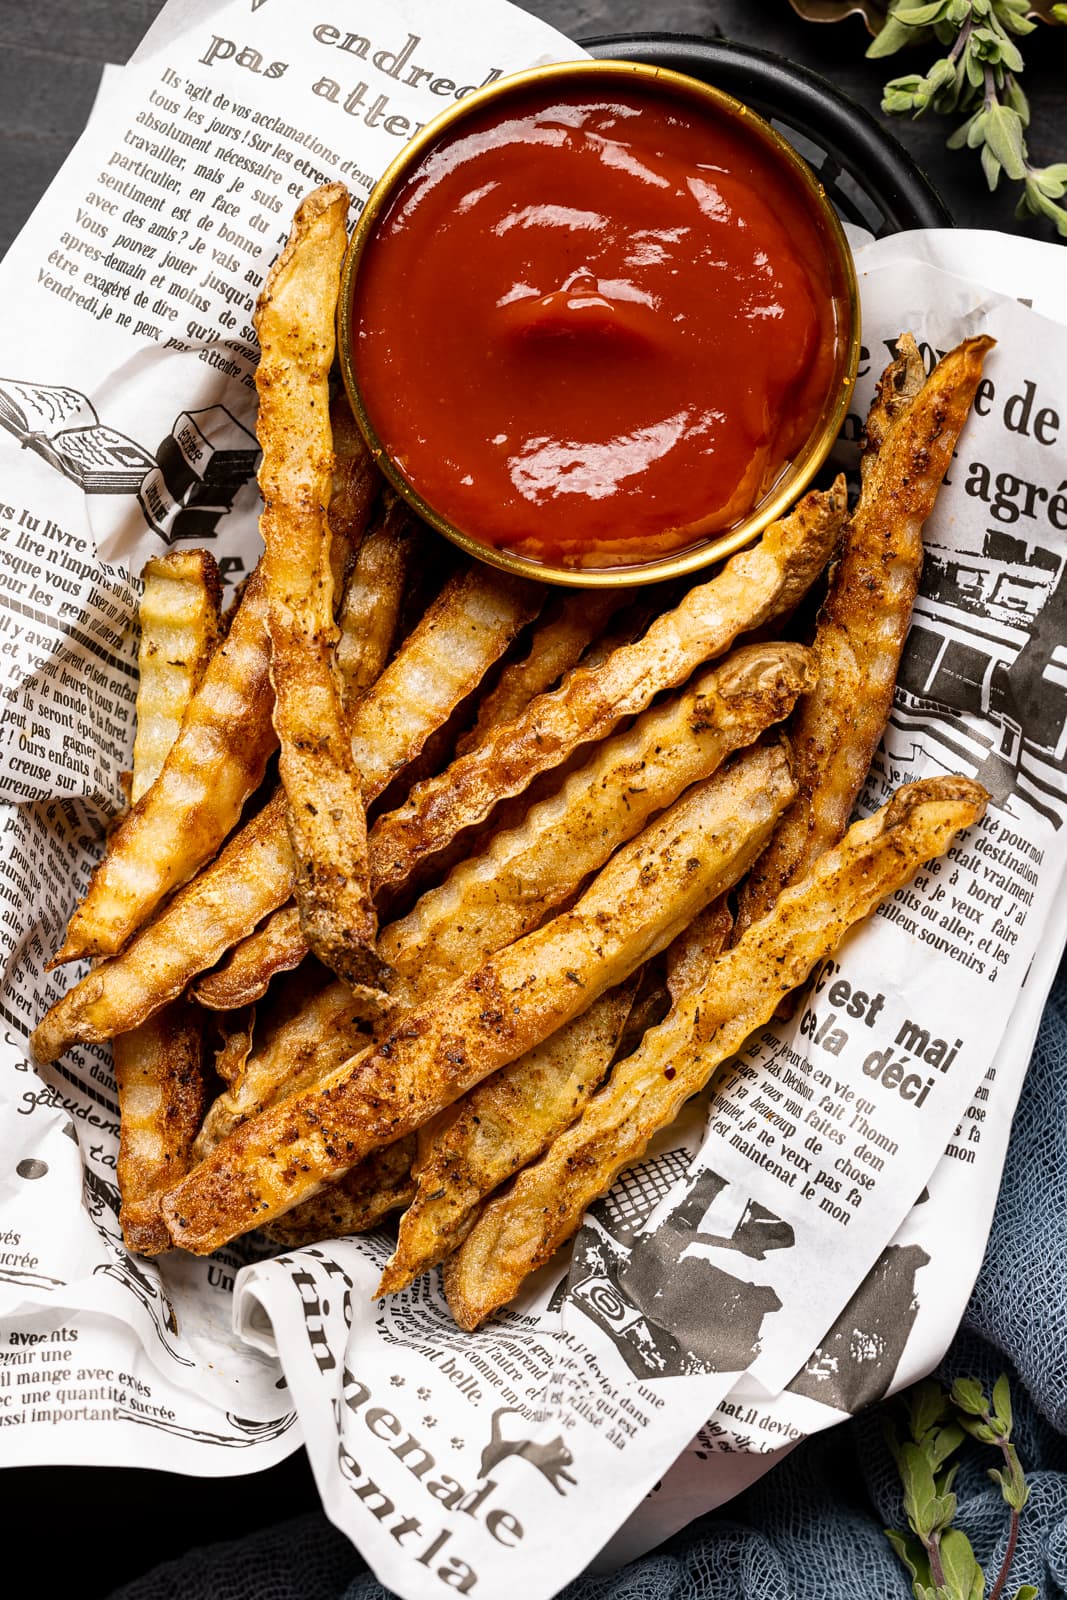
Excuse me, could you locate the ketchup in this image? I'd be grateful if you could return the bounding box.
[351,77,844,570]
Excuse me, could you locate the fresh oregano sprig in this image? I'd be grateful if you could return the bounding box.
[868,0,1067,237]
[883,1374,1037,1600]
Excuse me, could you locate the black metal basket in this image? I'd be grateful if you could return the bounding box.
[586,33,952,236]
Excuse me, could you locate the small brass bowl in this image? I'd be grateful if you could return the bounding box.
[338,58,860,589]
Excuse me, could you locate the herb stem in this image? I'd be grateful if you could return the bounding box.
[989,1507,1020,1600]
[949,12,976,63]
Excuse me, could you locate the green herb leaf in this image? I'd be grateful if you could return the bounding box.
[886,1527,933,1589]
[901,1441,943,1539]
[867,14,924,57]
[992,1374,1013,1433]
[1013,1587,1039,1600]
[895,1,951,23]
[985,104,1027,179]
[950,1378,987,1417]
[939,1527,985,1600]
[910,1378,952,1440]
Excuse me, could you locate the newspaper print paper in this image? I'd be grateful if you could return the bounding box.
[1,1,1066,1595]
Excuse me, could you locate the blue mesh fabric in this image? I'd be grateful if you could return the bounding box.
[107,952,1067,1600]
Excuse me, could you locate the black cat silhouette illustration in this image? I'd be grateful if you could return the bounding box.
[478,1408,577,1495]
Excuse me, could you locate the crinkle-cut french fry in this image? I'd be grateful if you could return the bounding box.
[194,977,373,1156]
[160,741,797,1254]
[349,563,544,799]
[455,588,631,757]
[114,1000,207,1256]
[211,1010,256,1087]
[384,899,733,1291]
[193,905,308,1011]
[152,560,545,998]
[53,563,276,965]
[113,552,223,1255]
[734,334,994,938]
[189,643,809,1059]
[255,182,381,989]
[379,641,816,1001]
[443,775,989,1330]
[327,388,381,604]
[366,480,845,897]
[335,491,418,715]
[665,897,733,1003]
[378,982,637,1294]
[31,789,294,1064]
[130,550,222,803]
[263,1136,417,1247]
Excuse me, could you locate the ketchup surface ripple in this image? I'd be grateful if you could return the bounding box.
[352,82,841,570]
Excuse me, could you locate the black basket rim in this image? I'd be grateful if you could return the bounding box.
[582,31,952,234]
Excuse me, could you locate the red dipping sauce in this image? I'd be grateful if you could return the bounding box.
[348,68,852,573]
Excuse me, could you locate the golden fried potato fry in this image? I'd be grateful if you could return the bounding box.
[130,550,222,803]
[160,741,797,1254]
[335,491,417,715]
[114,1000,207,1256]
[211,1010,256,1086]
[349,563,544,798]
[665,896,734,1003]
[366,480,845,897]
[192,905,308,1011]
[194,671,793,1133]
[379,981,637,1294]
[53,564,276,964]
[32,789,294,1064]
[194,977,372,1156]
[327,387,381,604]
[734,334,994,936]
[113,551,225,1254]
[255,182,381,988]
[263,1136,417,1247]
[166,559,547,993]
[444,776,988,1329]
[383,898,734,1293]
[455,588,630,757]
[379,641,815,999]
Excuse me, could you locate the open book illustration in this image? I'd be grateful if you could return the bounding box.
[0,377,156,493]
[0,378,259,542]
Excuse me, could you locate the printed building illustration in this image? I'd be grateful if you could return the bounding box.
[893,528,1067,827]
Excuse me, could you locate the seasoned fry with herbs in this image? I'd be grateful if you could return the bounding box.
[194,977,375,1156]
[130,550,222,803]
[53,564,277,965]
[192,905,307,1011]
[366,480,845,896]
[734,333,994,936]
[160,741,797,1254]
[444,776,989,1330]
[378,981,637,1294]
[334,489,417,713]
[263,1135,417,1247]
[112,558,222,1253]
[255,182,381,988]
[379,641,815,999]
[113,1000,208,1256]
[32,789,294,1064]
[455,587,630,756]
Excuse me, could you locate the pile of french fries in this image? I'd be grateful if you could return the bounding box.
[31,184,996,1330]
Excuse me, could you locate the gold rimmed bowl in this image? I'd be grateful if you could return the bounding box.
[338,58,860,589]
